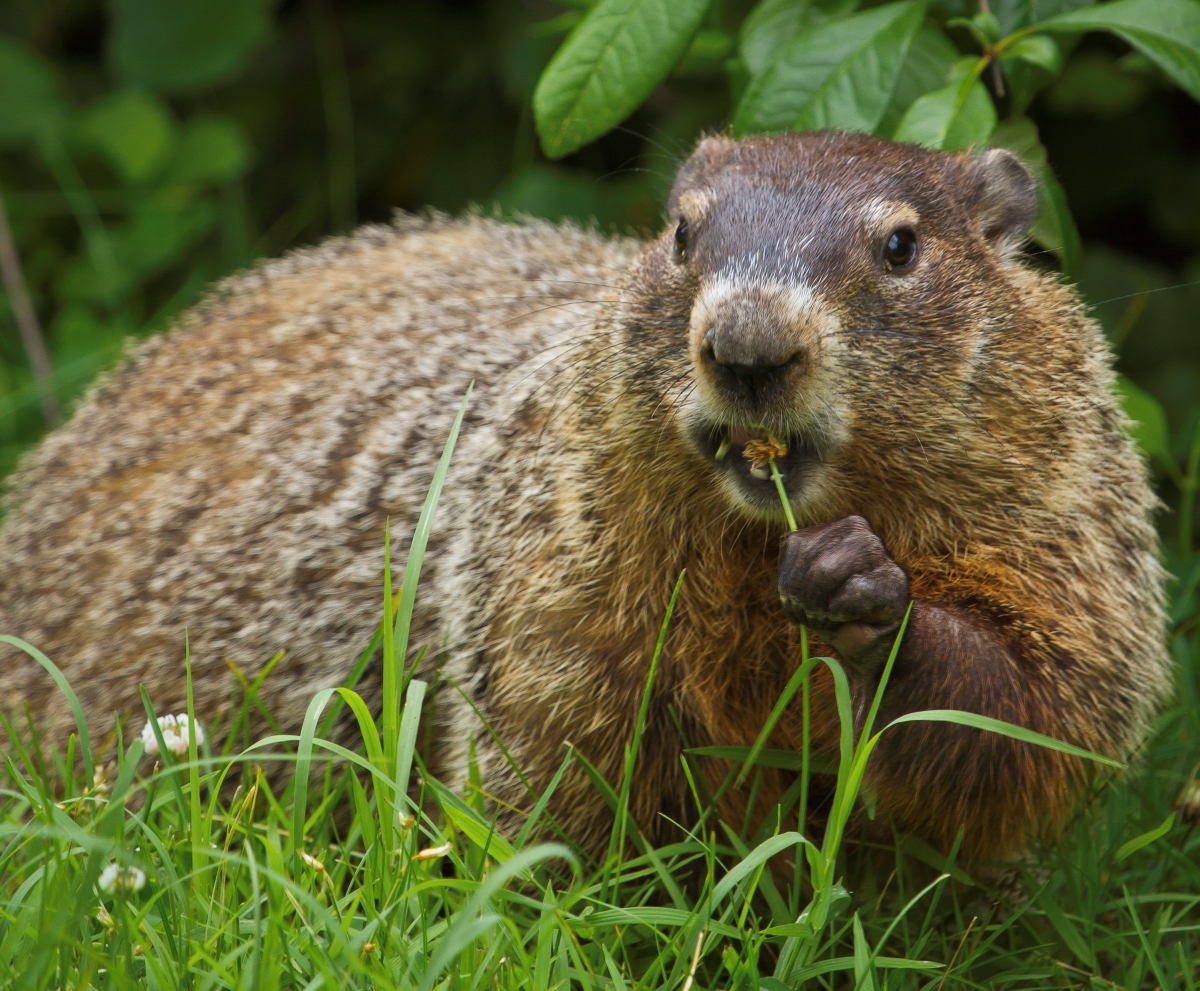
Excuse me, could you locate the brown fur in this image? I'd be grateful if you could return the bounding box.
[0,132,1170,866]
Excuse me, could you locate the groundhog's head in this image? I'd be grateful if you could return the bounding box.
[633,130,1039,522]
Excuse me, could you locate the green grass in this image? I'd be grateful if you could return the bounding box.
[1,396,1198,990]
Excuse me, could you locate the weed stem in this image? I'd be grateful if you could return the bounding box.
[769,457,797,532]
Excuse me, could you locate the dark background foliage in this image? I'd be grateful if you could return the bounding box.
[0,0,1197,572]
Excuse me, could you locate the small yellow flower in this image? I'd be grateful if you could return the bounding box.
[397,813,416,830]
[742,436,787,471]
[362,942,377,954]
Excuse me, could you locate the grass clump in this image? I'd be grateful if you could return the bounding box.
[1,394,1198,990]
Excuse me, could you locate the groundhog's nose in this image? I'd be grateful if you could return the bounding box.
[704,328,804,403]
[710,356,799,400]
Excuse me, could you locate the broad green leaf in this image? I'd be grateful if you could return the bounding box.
[1039,0,1200,101]
[163,116,253,187]
[992,0,1093,35]
[110,0,271,92]
[740,0,858,77]
[990,115,1080,274]
[735,1,927,135]
[878,23,959,137]
[533,0,712,159]
[74,90,177,183]
[883,709,1123,766]
[1004,34,1064,73]
[893,57,997,150]
[1116,374,1172,462]
[0,38,67,144]
[1115,813,1175,861]
[948,11,1002,46]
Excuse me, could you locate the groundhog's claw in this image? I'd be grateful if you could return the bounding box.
[777,515,910,677]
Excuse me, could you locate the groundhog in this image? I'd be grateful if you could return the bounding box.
[0,131,1170,865]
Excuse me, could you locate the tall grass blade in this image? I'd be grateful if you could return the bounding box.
[883,710,1124,766]
[1115,811,1174,861]
[290,687,337,856]
[395,678,427,821]
[393,383,473,691]
[0,634,93,784]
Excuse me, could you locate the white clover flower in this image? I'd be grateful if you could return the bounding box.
[98,862,146,895]
[140,713,205,756]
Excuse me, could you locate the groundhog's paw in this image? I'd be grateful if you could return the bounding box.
[777,515,910,677]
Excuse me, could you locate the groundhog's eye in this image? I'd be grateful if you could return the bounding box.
[674,217,689,259]
[885,228,918,270]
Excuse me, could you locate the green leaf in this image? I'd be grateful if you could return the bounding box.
[992,0,1093,36]
[853,913,877,991]
[0,38,67,144]
[163,116,253,187]
[1039,0,1200,101]
[74,90,178,183]
[1004,34,1064,73]
[533,0,712,159]
[735,1,927,135]
[421,773,518,863]
[883,709,1123,766]
[583,907,741,939]
[712,831,811,905]
[948,11,1002,46]
[740,0,858,77]
[110,0,272,92]
[893,57,997,150]
[1115,812,1175,862]
[0,636,93,785]
[1116,374,1172,462]
[878,24,959,137]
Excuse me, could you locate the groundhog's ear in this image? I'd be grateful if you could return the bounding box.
[966,149,1037,253]
[669,134,735,213]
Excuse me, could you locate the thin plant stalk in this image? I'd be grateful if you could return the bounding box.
[769,456,797,532]
[0,185,58,426]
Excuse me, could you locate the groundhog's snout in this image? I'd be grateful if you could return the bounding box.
[691,278,824,415]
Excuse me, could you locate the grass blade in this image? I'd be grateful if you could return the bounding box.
[0,634,93,784]
[883,709,1124,767]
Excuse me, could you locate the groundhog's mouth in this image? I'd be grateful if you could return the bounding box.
[694,422,820,495]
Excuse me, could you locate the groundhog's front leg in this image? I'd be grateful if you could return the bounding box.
[776,515,910,676]
[777,515,1074,860]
